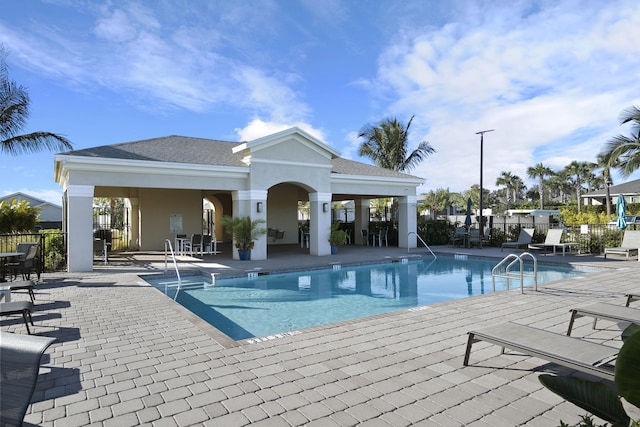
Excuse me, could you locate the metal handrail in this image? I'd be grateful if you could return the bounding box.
[492,252,538,294]
[408,232,436,259]
[164,239,182,300]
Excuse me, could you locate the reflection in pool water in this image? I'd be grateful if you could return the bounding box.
[145,255,603,340]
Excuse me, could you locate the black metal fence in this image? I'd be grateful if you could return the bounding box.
[0,231,67,274]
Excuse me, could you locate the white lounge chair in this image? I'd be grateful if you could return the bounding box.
[463,322,618,380]
[528,229,577,256]
[501,228,534,252]
[604,230,640,260]
[566,302,640,335]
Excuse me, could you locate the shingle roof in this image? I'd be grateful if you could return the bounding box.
[331,157,420,179]
[61,135,421,179]
[582,178,640,197]
[61,136,245,167]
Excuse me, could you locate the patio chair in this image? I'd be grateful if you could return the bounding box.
[93,238,108,264]
[0,301,35,334]
[566,302,640,336]
[604,230,640,260]
[449,227,466,247]
[378,228,388,247]
[501,228,534,252]
[0,331,56,427]
[463,322,617,380]
[468,228,490,247]
[202,235,218,255]
[361,229,369,246]
[183,234,203,256]
[528,229,577,256]
[8,243,41,281]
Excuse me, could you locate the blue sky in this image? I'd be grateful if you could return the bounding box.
[2,0,640,205]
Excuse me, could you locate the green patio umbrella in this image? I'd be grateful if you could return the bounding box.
[464,197,472,228]
[616,194,627,230]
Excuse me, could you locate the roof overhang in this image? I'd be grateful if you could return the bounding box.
[54,154,249,187]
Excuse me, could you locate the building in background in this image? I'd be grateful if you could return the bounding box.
[0,192,63,230]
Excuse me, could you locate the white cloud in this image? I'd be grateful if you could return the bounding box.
[235,118,325,142]
[365,0,640,193]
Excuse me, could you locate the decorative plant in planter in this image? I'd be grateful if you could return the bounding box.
[221,215,267,260]
[329,221,348,254]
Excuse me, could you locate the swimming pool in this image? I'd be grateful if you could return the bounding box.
[145,255,603,341]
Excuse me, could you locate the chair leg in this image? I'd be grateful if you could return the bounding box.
[21,310,32,334]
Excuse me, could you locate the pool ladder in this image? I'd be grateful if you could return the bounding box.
[164,239,182,300]
[492,252,538,294]
[408,232,437,259]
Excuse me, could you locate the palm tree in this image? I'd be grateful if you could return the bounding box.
[512,175,526,204]
[547,171,572,204]
[564,161,591,213]
[495,171,525,208]
[596,152,616,216]
[358,115,435,172]
[1,45,73,155]
[601,105,640,177]
[527,163,553,209]
[495,171,515,208]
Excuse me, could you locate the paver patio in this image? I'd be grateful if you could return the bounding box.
[4,244,640,426]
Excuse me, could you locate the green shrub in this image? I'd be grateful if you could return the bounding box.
[40,229,65,271]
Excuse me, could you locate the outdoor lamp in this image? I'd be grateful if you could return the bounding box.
[476,129,494,248]
[323,203,329,212]
[257,202,263,213]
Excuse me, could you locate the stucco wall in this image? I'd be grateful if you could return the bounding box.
[139,188,203,250]
[266,184,303,245]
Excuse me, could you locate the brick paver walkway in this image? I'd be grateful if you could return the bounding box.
[4,245,640,426]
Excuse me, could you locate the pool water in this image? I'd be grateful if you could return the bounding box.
[146,255,603,340]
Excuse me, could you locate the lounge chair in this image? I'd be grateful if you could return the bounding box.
[528,229,577,256]
[0,331,56,427]
[566,302,640,336]
[0,301,35,334]
[463,322,618,380]
[626,293,640,307]
[501,228,534,252]
[604,230,640,260]
[9,280,36,303]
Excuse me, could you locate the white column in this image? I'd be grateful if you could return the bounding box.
[67,184,95,272]
[128,198,140,250]
[398,196,417,249]
[234,190,267,260]
[354,199,371,245]
[309,192,332,256]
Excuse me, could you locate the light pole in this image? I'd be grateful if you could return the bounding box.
[476,129,494,248]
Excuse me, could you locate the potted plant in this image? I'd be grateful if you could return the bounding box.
[221,215,267,260]
[329,221,348,254]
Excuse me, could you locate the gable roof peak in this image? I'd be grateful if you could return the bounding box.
[233,126,340,158]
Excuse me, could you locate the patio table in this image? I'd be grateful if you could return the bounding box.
[0,252,25,282]
[175,237,189,256]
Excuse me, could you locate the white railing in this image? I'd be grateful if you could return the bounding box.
[408,232,436,259]
[164,239,182,300]
[492,252,538,294]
